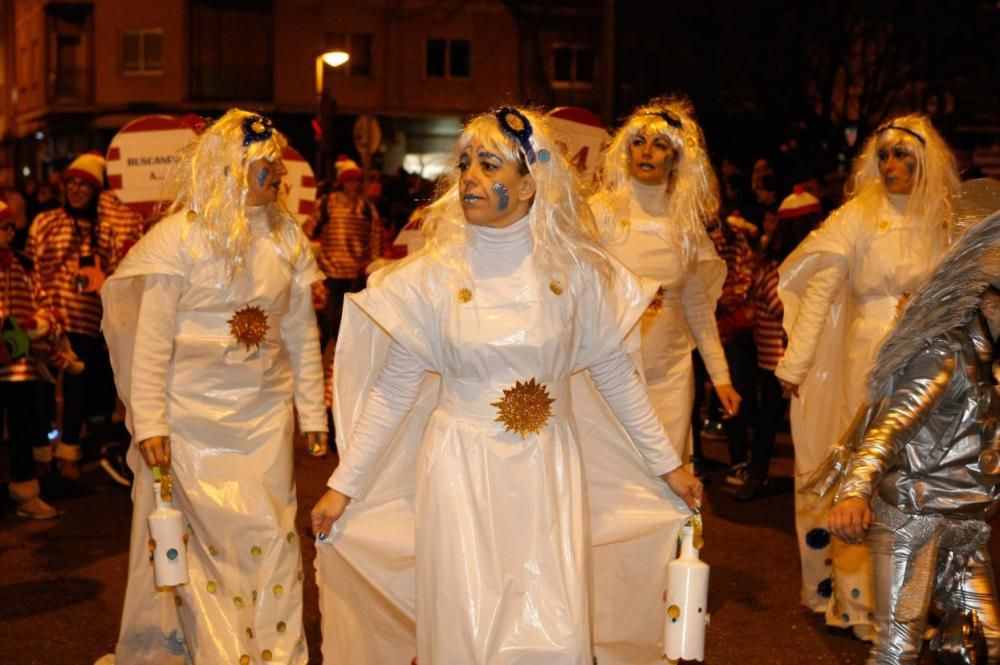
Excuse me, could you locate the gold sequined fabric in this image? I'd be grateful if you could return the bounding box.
[491,378,556,439]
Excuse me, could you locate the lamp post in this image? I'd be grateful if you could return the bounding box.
[315,50,350,180]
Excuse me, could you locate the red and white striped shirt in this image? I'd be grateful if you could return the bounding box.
[0,253,61,382]
[26,192,143,336]
[752,260,785,371]
[307,193,383,279]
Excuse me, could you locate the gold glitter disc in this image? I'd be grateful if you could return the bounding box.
[491,378,556,439]
[505,113,525,132]
[647,286,666,313]
[228,305,270,351]
[457,288,473,304]
[549,280,563,296]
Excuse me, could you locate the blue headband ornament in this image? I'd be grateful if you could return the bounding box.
[242,114,274,147]
[494,107,550,165]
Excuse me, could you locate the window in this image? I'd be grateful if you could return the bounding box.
[190,0,273,101]
[122,29,164,75]
[552,45,595,88]
[325,32,374,77]
[426,38,471,79]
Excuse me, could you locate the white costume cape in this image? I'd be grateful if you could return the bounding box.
[102,209,326,664]
[777,193,947,627]
[316,237,691,664]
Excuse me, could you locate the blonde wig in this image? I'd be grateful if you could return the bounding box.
[420,106,611,292]
[591,96,719,263]
[161,108,305,277]
[845,113,960,236]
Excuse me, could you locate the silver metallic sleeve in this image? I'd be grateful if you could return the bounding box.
[835,341,956,503]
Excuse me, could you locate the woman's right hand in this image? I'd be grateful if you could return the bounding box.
[138,436,171,468]
[828,497,871,544]
[311,489,351,540]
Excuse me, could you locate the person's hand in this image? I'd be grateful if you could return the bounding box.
[311,489,351,540]
[714,384,742,419]
[138,436,171,468]
[778,379,800,398]
[828,497,872,544]
[311,281,328,311]
[661,466,704,511]
[305,431,329,457]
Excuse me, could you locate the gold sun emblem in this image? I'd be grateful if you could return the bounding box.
[647,286,666,313]
[457,288,473,304]
[228,304,270,351]
[491,378,556,439]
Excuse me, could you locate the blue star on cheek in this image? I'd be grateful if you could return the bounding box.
[492,182,510,211]
[256,167,270,187]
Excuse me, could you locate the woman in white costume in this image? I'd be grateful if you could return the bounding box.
[311,107,702,665]
[590,97,740,465]
[775,113,959,639]
[100,109,328,664]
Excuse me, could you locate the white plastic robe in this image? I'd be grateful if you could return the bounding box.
[316,220,691,664]
[600,190,728,462]
[776,193,948,627]
[101,208,326,664]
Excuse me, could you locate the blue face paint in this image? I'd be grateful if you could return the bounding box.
[492,182,510,211]
[256,166,270,187]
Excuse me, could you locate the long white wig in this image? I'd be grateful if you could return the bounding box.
[161,108,304,277]
[420,107,611,291]
[591,96,719,263]
[846,113,960,237]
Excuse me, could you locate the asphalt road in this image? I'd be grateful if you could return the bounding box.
[0,434,963,664]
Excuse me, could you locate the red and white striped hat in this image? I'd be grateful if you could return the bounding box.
[778,184,821,219]
[65,151,106,189]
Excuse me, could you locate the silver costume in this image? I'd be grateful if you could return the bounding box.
[807,194,1000,664]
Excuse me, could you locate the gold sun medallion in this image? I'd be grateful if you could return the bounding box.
[504,112,525,132]
[228,305,270,351]
[647,286,666,313]
[457,288,473,304]
[491,378,556,439]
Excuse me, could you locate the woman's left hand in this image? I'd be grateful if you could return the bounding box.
[714,383,742,419]
[305,431,329,457]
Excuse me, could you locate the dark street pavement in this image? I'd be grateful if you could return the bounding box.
[0,431,965,664]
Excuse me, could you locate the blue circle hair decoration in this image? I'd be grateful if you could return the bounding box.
[242,114,275,147]
[495,107,539,165]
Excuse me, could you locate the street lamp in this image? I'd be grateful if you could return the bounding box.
[315,49,350,179]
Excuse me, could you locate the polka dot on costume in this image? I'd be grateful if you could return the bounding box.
[842,613,850,623]
[287,532,296,544]
[167,548,178,561]
[805,528,831,550]
[209,545,218,557]
[817,577,833,598]
[234,596,245,608]
[240,656,250,665]
[273,584,284,597]
[207,581,217,593]
[262,649,273,661]
[246,628,254,639]
[851,588,861,599]
[277,621,286,633]
[251,545,262,557]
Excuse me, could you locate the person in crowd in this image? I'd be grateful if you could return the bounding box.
[819,205,1000,663]
[1,200,76,518]
[100,109,328,664]
[737,187,823,501]
[26,152,143,480]
[311,106,700,664]
[705,214,758,486]
[305,154,383,350]
[589,96,740,466]
[776,114,960,639]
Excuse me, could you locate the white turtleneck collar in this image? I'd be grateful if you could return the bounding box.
[247,204,272,232]
[887,192,910,213]
[468,214,533,255]
[630,180,669,216]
